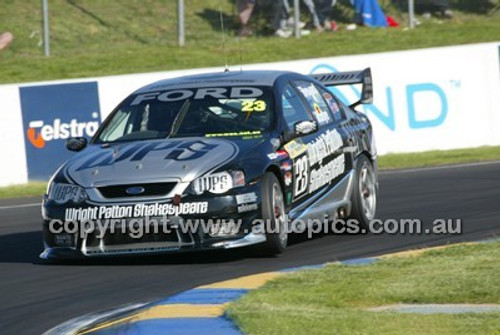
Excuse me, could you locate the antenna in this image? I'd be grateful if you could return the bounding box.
[219,7,229,72]
[237,33,243,72]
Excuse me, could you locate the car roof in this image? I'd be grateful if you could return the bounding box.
[135,70,297,93]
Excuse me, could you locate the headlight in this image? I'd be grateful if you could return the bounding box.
[191,170,245,195]
[48,183,88,204]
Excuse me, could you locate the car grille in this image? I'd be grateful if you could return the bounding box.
[98,182,176,198]
[85,228,180,247]
[81,220,195,256]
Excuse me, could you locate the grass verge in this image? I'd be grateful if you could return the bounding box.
[378,145,500,169]
[228,242,500,335]
[0,145,499,199]
[0,182,47,200]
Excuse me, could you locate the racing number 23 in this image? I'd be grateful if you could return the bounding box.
[242,100,266,112]
[294,155,309,197]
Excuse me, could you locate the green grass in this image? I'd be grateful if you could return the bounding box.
[0,1,499,84]
[379,145,500,169]
[0,182,47,199]
[229,242,500,335]
[1,145,499,199]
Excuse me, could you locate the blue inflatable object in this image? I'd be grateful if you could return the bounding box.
[352,0,388,27]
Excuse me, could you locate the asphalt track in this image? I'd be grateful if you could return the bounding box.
[1,161,499,335]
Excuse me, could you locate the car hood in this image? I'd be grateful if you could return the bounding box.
[63,137,267,188]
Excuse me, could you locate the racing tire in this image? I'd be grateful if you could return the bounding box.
[259,172,287,256]
[349,155,378,229]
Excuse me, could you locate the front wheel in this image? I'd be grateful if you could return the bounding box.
[259,172,287,256]
[349,155,378,228]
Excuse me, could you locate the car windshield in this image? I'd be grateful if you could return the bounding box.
[95,86,273,143]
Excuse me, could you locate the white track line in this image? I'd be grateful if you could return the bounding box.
[0,203,41,210]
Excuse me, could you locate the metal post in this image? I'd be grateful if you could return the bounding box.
[177,0,185,47]
[294,0,300,39]
[42,0,50,56]
[408,0,415,29]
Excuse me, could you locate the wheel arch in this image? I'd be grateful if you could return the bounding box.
[265,164,285,193]
[358,150,374,163]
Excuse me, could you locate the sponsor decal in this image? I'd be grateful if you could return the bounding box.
[236,192,258,213]
[283,140,308,159]
[295,81,332,125]
[292,129,346,199]
[236,192,258,205]
[65,202,209,221]
[50,183,87,204]
[205,130,262,138]
[131,87,264,106]
[307,129,343,166]
[193,171,232,194]
[323,92,340,115]
[309,154,345,193]
[72,140,221,172]
[267,153,278,160]
[267,150,288,160]
[238,203,258,213]
[284,171,293,186]
[281,161,292,172]
[313,103,330,124]
[20,82,101,180]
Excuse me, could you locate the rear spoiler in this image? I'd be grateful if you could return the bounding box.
[309,68,373,108]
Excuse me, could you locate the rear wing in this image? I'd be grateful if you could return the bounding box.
[309,68,373,108]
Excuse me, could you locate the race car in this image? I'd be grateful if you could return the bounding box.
[41,68,378,259]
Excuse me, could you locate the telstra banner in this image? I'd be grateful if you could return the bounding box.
[19,82,101,180]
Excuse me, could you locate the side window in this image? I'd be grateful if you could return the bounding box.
[99,109,132,142]
[318,87,345,123]
[281,84,312,130]
[294,81,333,126]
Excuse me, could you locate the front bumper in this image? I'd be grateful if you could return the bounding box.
[41,186,265,259]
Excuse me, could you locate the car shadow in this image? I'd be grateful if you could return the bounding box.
[0,228,353,266]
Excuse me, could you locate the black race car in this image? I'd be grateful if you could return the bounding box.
[41,69,378,259]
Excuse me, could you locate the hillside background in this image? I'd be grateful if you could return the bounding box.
[0,0,499,84]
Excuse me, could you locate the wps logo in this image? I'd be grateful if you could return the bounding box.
[73,140,224,172]
[27,118,99,149]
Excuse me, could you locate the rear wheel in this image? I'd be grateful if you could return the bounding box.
[260,172,287,255]
[350,155,377,228]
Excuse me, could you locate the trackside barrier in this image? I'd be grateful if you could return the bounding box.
[0,42,499,186]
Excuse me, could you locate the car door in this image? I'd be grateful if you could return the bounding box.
[292,80,354,197]
[279,82,319,206]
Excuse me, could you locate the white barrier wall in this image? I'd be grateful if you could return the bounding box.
[1,42,499,186]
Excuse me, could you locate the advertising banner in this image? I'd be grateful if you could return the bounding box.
[19,82,101,180]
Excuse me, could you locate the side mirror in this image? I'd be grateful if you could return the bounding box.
[294,120,318,137]
[66,137,88,152]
